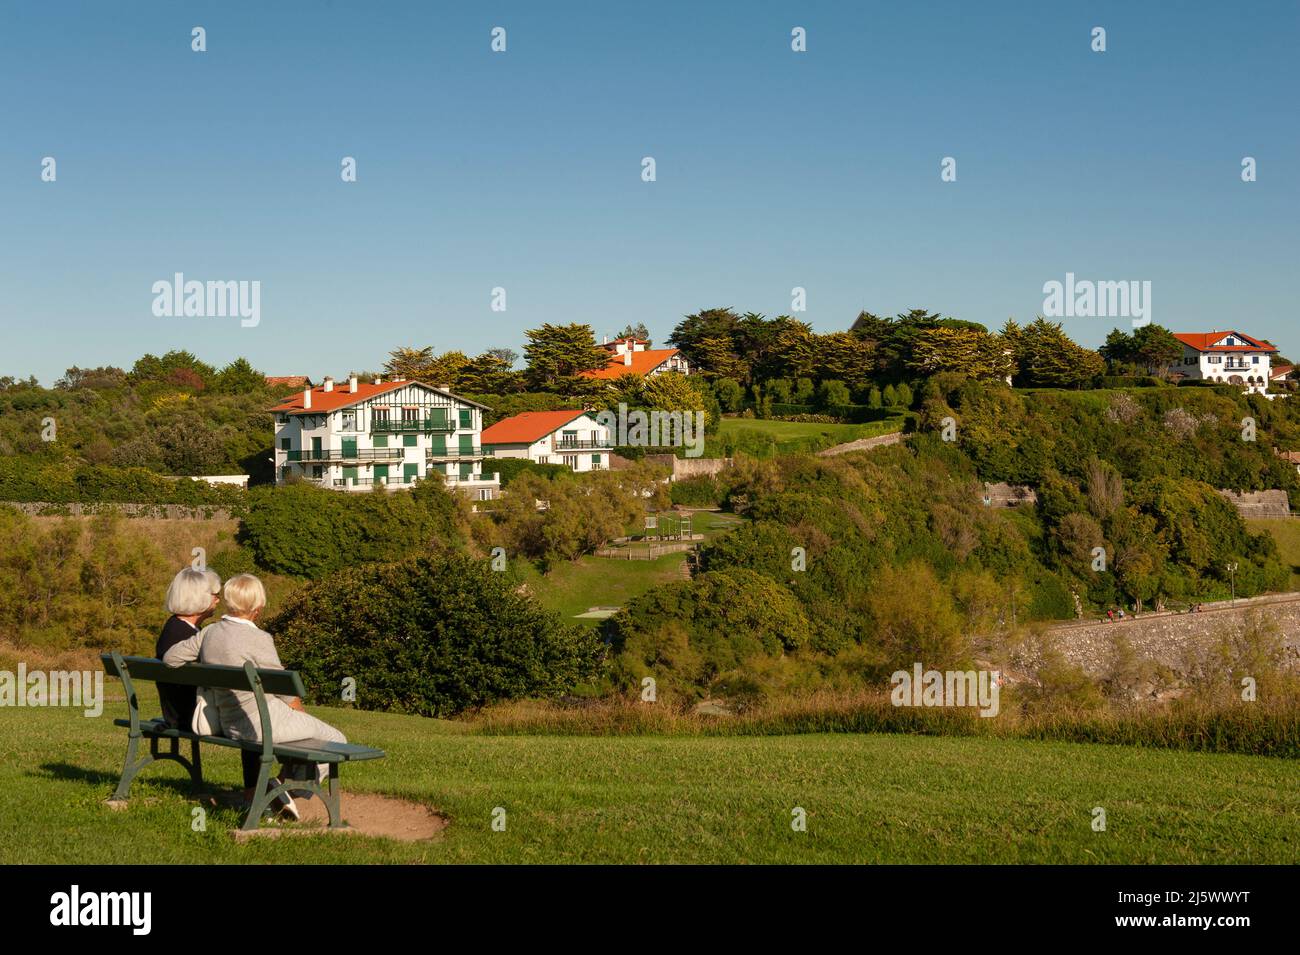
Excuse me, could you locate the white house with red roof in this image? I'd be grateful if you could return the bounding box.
[581,337,689,381]
[268,376,499,499]
[1167,331,1278,395]
[481,410,613,472]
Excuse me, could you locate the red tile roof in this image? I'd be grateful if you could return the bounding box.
[1270,365,1294,379]
[481,410,589,445]
[581,347,682,380]
[264,375,312,388]
[269,380,409,414]
[1173,331,1278,353]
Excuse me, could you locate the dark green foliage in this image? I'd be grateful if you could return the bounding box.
[0,458,244,506]
[606,568,812,699]
[238,480,465,578]
[489,457,573,486]
[267,553,602,716]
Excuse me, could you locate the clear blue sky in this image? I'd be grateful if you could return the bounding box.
[2,1,1296,385]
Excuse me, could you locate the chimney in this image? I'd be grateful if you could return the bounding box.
[374,375,383,385]
[302,388,312,410]
[323,376,334,392]
[623,350,632,366]
[349,376,358,393]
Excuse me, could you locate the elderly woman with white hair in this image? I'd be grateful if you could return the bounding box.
[163,573,347,820]
[158,567,266,810]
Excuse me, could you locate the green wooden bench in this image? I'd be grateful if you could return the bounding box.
[101,651,384,832]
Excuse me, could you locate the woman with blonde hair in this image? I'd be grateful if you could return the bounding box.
[163,573,347,820]
[158,566,267,810]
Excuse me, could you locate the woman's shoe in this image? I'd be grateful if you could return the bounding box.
[270,778,301,821]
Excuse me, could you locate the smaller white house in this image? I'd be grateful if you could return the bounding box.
[1168,331,1278,395]
[481,410,613,473]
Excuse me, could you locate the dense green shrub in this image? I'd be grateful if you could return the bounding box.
[670,475,724,506]
[267,553,603,716]
[238,480,466,578]
[0,458,245,506]
[606,568,812,700]
[489,457,573,486]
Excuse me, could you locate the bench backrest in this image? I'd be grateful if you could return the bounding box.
[102,652,307,753]
[101,654,306,697]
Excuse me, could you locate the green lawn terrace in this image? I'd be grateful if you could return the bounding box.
[4,690,1296,864]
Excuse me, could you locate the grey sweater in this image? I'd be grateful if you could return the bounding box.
[161,615,292,741]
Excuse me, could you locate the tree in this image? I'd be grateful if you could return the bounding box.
[615,322,650,341]
[1010,318,1105,388]
[267,553,602,717]
[523,323,610,391]
[713,377,744,412]
[129,351,216,385]
[211,358,266,395]
[1131,324,1183,376]
[384,346,436,380]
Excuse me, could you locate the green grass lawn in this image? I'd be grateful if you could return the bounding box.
[1248,518,1300,590]
[517,553,688,623]
[2,692,1296,864]
[715,415,905,456]
[522,512,741,623]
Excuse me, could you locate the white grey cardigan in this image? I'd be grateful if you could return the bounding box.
[162,615,294,742]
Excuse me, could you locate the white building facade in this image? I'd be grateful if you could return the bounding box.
[270,377,499,499]
[481,410,614,472]
[1169,331,1278,396]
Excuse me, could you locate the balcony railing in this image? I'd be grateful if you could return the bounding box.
[554,439,611,450]
[440,472,500,485]
[426,447,484,461]
[286,448,405,463]
[370,417,457,434]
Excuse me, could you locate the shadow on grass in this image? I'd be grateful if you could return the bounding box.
[36,761,244,805]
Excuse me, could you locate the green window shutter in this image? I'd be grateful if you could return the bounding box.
[404,463,419,483]
[458,433,474,454]
[374,434,388,448]
[280,438,291,450]
[430,434,447,455]
[591,454,601,464]
[404,434,417,447]
[343,465,358,484]
[374,464,389,481]
[459,461,472,479]
[342,438,357,457]
[428,408,448,431]
[459,408,472,429]
[312,437,322,455]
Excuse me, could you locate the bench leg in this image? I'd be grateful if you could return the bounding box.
[112,734,153,801]
[323,763,344,829]
[188,739,204,795]
[240,757,275,832]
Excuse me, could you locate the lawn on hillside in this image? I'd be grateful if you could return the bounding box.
[715,415,904,456]
[2,691,1295,864]
[521,511,741,622]
[1248,518,1300,591]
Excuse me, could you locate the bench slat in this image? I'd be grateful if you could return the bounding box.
[102,654,306,696]
[122,718,384,762]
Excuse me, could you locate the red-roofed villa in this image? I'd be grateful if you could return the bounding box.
[1166,331,1278,396]
[268,376,499,498]
[481,409,613,472]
